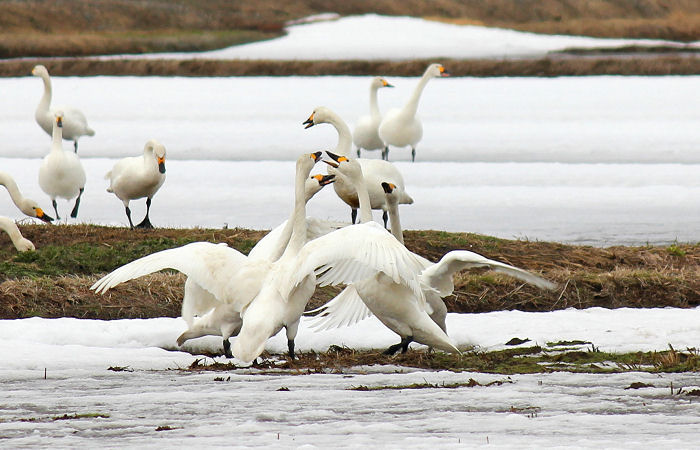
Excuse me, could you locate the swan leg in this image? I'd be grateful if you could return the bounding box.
[356,147,361,158]
[52,199,60,221]
[411,147,416,162]
[125,206,135,229]
[70,188,84,218]
[382,146,389,161]
[222,338,233,358]
[73,141,78,153]
[382,210,388,229]
[136,198,154,229]
[287,339,296,359]
[351,208,358,224]
[383,335,413,355]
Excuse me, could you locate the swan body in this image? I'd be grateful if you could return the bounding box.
[304,106,413,227]
[353,77,393,158]
[0,217,35,252]
[378,63,449,162]
[0,171,53,222]
[309,182,557,352]
[38,112,86,220]
[92,165,336,357]
[32,65,94,152]
[106,139,167,229]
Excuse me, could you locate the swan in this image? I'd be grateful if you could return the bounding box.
[353,76,393,159]
[304,106,413,227]
[38,112,86,220]
[106,139,167,229]
[378,63,449,162]
[32,65,94,153]
[92,168,336,358]
[0,171,53,222]
[309,179,557,354]
[0,217,35,252]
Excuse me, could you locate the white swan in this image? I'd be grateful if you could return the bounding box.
[378,63,449,162]
[309,179,557,354]
[92,168,336,358]
[106,139,167,229]
[304,106,413,227]
[0,171,53,222]
[32,65,94,153]
[38,112,86,220]
[353,76,393,159]
[0,217,35,252]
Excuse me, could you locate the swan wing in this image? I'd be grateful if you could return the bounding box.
[248,217,338,262]
[420,250,557,297]
[304,285,373,331]
[284,222,425,300]
[91,242,248,303]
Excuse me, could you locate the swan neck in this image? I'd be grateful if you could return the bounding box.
[0,172,24,211]
[352,170,373,224]
[0,217,23,247]
[282,162,309,257]
[51,121,63,149]
[329,112,352,157]
[369,85,380,118]
[403,72,432,118]
[387,199,404,244]
[37,72,52,112]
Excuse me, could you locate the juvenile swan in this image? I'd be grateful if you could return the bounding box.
[32,65,94,153]
[106,139,167,229]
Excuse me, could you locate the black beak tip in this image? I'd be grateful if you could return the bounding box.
[325,151,341,162]
[381,182,392,194]
[312,151,322,161]
[41,214,54,223]
[159,163,166,174]
[303,119,314,129]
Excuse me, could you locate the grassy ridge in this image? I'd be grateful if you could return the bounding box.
[0,224,697,320]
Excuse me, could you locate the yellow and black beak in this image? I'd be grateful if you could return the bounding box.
[381,182,396,194]
[56,116,63,128]
[157,156,166,174]
[310,151,322,162]
[383,79,394,88]
[312,174,336,186]
[35,207,54,223]
[303,113,315,129]
[439,66,450,77]
[325,151,348,164]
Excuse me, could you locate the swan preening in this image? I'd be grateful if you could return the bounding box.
[0,171,53,223]
[0,217,35,252]
[38,112,86,220]
[353,76,393,159]
[378,63,449,162]
[106,139,167,229]
[304,106,413,227]
[32,65,94,153]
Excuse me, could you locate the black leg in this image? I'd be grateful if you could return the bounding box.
[356,147,361,158]
[52,199,60,221]
[223,339,233,358]
[382,146,389,161]
[125,206,135,229]
[70,188,84,218]
[73,141,78,153]
[382,210,388,229]
[383,336,413,355]
[136,198,154,228]
[411,147,416,162]
[351,208,358,224]
[287,339,295,359]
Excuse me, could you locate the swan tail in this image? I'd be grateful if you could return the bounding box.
[399,191,414,204]
[86,127,95,136]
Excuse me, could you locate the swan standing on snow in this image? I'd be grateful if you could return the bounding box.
[353,77,393,159]
[106,139,166,229]
[38,112,86,220]
[304,106,413,227]
[0,217,35,252]
[309,179,557,354]
[0,171,53,223]
[378,63,449,162]
[32,65,94,153]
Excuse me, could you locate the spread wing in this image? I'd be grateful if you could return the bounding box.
[420,250,557,296]
[304,285,373,331]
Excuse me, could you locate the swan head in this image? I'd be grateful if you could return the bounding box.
[31,65,49,78]
[302,106,337,129]
[154,143,167,174]
[305,174,335,201]
[15,237,35,253]
[324,151,363,181]
[53,111,64,128]
[371,76,394,89]
[30,205,54,223]
[381,182,400,206]
[425,63,449,78]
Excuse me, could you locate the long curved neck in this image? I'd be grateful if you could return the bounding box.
[37,73,52,113]
[0,217,24,248]
[386,197,404,244]
[280,162,309,258]
[51,122,63,150]
[402,71,433,119]
[369,85,380,118]
[328,112,352,157]
[0,172,25,210]
[351,170,373,224]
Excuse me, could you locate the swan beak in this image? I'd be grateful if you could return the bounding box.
[157,157,166,173]
[56,117,63,128]
[439,66,450,77]
[317,174,336,186]
[325,151,348,164]
[311,151,322,162]
[303,113,315,129]
[36,208,54,223]
[323,159,338,168]
[381,182,396,194]
[383,80,394,88]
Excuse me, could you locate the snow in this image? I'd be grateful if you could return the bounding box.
[107,14,699,61]
[1,309,699,447]
[2,75,699,246]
